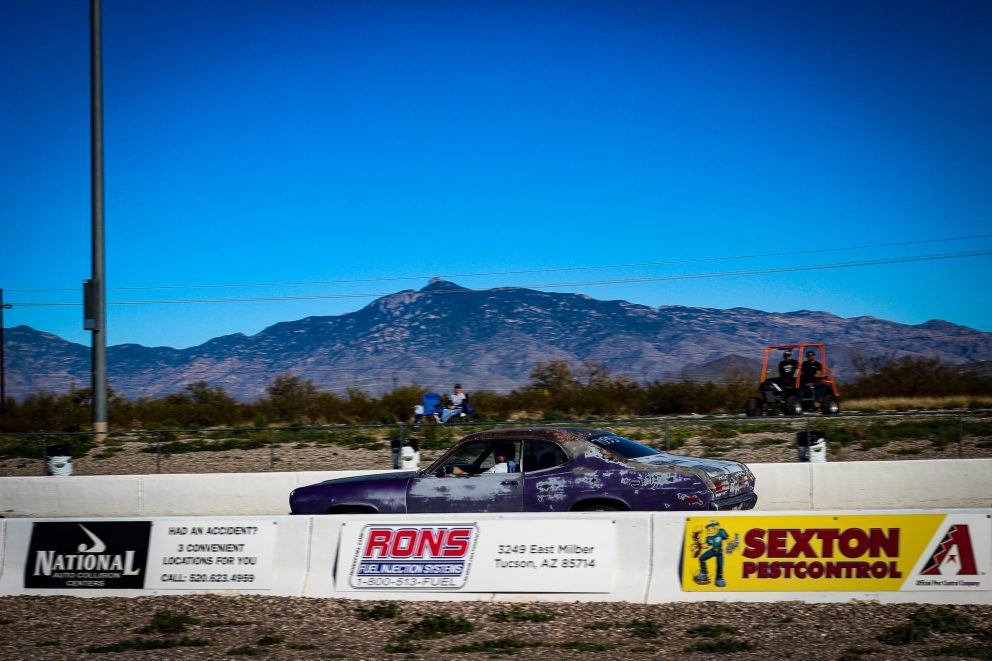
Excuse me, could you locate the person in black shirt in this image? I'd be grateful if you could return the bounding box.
[777,350,798,386]
[801,350,823,385]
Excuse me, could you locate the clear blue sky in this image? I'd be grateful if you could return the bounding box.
[2,0,990,349]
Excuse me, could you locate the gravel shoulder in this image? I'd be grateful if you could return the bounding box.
[2,595,991,660]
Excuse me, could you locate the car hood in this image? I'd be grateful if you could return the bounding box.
[633,452,742,473]
[631,453,754,491]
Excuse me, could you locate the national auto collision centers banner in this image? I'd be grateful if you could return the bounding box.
[683,513,990,592]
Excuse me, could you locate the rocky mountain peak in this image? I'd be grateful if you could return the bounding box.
[421,278,471,292]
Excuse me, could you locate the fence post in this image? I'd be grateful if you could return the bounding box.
[958,412,964,459]
[40,434,47,476]
[664,418,670,452]
[156,430,162,474]
[269,429,275,470]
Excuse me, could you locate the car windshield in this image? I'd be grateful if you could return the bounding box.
[589,434,660,459]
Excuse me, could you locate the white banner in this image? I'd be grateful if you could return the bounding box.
[145,520,277,590]
[337,519,615,592]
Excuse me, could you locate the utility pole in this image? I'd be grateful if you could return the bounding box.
[89,0,108,440]
[0,289,11,423]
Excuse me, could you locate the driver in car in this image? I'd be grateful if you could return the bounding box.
[452,444,517,475]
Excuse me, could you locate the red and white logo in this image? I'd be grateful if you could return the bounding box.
[921,524,978,576]
[349,525,478,590]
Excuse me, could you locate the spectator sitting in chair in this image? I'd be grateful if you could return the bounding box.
[801,350,823,386]
[440,384,468,423]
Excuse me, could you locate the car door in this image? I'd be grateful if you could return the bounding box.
[521,440,575,512]
[406,440,523,513]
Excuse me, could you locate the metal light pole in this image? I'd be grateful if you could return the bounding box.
[0,288,11,421]
[89,0,108,439]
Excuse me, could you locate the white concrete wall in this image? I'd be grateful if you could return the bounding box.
[2,459,990,518]
[2,510,988,604]
[0,470,388,518]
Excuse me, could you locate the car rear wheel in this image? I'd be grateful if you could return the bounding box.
[745,397,763,417]
[784,396,803,416]
[574,501,623,512]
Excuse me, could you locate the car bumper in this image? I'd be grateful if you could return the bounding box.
[711,492,758,511]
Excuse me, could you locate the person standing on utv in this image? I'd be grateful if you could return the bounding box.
[777,350,798,386]
[440,384,468,423]
[801,350,823,386]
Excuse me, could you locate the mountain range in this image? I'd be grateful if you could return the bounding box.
[4,279,991,401]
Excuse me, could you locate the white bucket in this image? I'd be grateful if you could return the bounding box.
[400,446,420,469]
[808,439,827,463]
[45,455,74,476]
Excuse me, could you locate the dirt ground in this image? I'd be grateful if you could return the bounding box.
[1,595,990,660]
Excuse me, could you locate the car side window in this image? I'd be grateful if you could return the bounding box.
[479,441,521,473]
[445,441,488,467]
[522,441,567,472]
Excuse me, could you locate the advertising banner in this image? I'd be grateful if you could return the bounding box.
[24,521,152,589]
[682,513,991,592]
[337,519,614,592]
[145,520,277,590]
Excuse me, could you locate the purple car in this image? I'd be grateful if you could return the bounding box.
[289,427,757,514]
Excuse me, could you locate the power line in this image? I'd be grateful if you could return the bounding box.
[6,233,992,294]
[11,248,992,307]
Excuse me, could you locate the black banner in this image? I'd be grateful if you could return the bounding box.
[24,521,151,589]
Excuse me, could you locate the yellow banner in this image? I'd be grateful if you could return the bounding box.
[682,514,947,592]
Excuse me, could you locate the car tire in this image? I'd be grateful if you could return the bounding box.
[745,397,763,417]
[784,396,803,417]
[822,396,840,415]
[576,502,621,512]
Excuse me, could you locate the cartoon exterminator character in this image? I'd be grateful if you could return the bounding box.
[695,520,733,588]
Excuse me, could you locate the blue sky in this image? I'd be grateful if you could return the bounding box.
[2,0,990,349]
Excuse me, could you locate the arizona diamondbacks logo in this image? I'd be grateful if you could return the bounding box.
[920,524,978,576]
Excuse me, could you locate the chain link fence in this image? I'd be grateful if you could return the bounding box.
[1,410,990,477]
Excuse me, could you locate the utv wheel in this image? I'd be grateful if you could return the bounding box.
[784,396,803,417]
[822,396,840,415]
[745,397,763,417]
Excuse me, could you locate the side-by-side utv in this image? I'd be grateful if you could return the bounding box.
[745,343,840,417]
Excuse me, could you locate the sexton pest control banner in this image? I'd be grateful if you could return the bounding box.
[682,513,990,592]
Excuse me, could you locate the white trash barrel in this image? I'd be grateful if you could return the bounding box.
[400,445,420,469]
[45,455,73,476]
[808,436,827,462]
[796,431,827,463]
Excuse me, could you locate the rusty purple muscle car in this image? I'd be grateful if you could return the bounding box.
[289,427,757,514]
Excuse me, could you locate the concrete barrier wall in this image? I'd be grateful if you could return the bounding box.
[0,470,386,518]
[2,510,988,604]
[2,459,990,518]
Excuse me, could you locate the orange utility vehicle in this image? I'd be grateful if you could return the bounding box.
[745,343,840,416]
